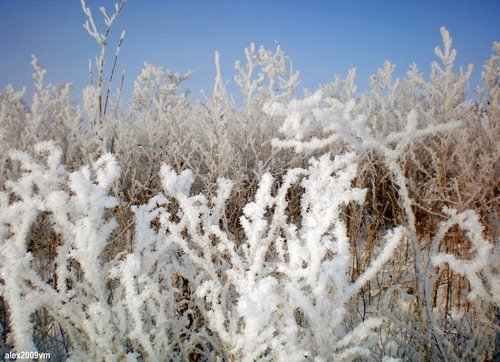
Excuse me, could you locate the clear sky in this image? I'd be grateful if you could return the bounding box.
[1,1,499,104]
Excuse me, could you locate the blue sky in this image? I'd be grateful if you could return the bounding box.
[0,1,499,104]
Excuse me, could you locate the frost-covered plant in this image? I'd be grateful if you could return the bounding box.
[422,208,499,360]
[264,27,499,360]
[0,57,84,161]
[264,89,453,359]
[190,52,241,185]
[0,142,212,360]
[429,27,473,123]
[432,209,499,306]
[0,85,28,186]
[320,67,357,104]
[81,0,127,122]
[154,152,405,361]
[0,141,408,361]
[132,63,192,117]
[0,141,124,359]
[235,42,300,105]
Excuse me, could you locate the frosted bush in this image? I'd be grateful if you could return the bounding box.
[158,152,406,361]
[132,63,192,116]
[432,208,499,306]
[0,141,124,359]
[234,42,300,105]
[263,26,498,361]
[0,142,408,361]
[0,3,498,359]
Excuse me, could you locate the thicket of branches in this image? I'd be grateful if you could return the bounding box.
[0,2,498,361]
